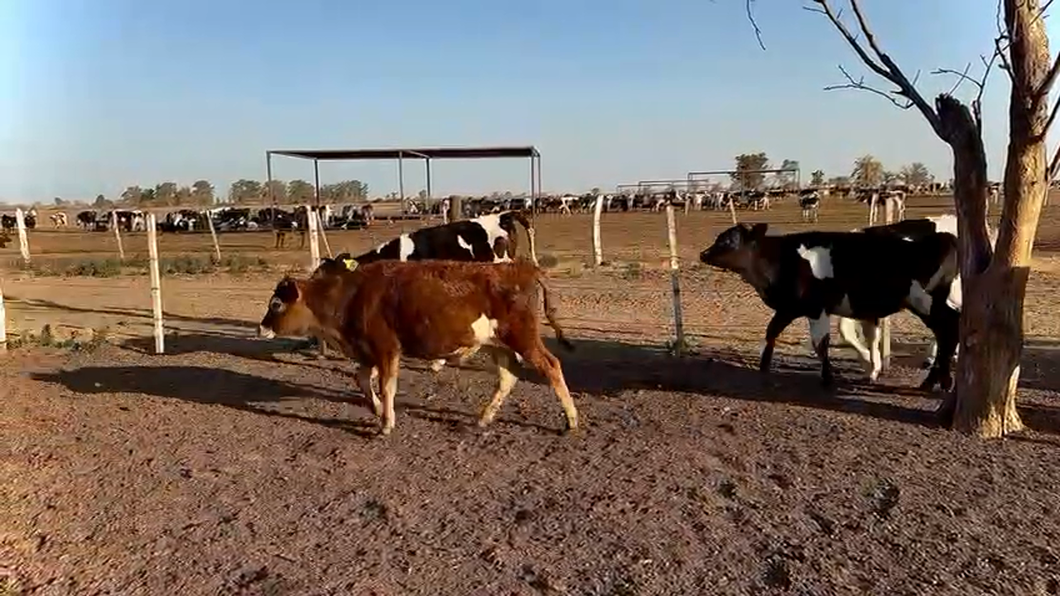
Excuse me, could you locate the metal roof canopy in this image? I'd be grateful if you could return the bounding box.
[265,145,543,215]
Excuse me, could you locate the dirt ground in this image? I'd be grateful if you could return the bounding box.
[3,198,1060,595]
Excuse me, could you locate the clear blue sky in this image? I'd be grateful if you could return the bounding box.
[0,0,1036,202]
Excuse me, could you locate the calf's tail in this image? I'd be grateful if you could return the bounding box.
[535,275,575,352]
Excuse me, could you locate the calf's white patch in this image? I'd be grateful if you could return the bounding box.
[796,245,834,280]
[945,275,963,311]
[470,314,499,345]
[807,312,831,349]
[457,235,475,258]
[398,234,415,260]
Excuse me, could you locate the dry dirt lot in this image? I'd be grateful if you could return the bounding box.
[3,197,1060,595]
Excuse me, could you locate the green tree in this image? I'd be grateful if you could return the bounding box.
[154,182,178,206]
[850,155,884,187]
[229,179,263,204]
[120,186,143,205]
[731,152,770,191]
[191,180,215,205]
[810,169,826,186]
[264,180,287,204]
[287,179,315,204]
[94,194,108,208]
[900,162,933,188]
[777,159,800,189]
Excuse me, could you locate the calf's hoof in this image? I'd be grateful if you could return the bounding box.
[918,373,938,392]
[939,374,954,392]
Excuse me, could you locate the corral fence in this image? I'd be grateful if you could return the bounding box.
[0,194,939,374]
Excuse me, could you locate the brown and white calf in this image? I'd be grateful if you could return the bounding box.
[257,259,579,436]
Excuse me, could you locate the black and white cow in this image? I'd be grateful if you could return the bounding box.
[344,209,538,268]
[799,193,820,223]
[699,222,961,390]
[835,214,998,374]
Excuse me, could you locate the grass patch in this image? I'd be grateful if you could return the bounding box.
[6,324,110,352]
[12,254,270,277]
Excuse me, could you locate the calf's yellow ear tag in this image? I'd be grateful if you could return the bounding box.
[343,258,358,270]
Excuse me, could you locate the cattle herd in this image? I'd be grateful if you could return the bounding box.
[249,202,977,436]
[0,184,924,246]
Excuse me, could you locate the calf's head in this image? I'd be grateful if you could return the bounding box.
[257,277,317,339]
[699,223,768,274]
[310,253,357,280]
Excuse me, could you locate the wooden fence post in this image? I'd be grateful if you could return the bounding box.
[0,279,7,355]
[306,206,321,269]
[315,212,333,258]
[203,209,221,263]
[15,208,29,264]
[146,213,164,354]
[592,195,604,266]
[665,204,685,356]
[111,211,125,262]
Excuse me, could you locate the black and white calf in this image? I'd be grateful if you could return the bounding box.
[700,222,961,390]
[799,193,820,223]
[835,214,998,374]
[345,209,538,268]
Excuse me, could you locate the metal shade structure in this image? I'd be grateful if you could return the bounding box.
[265,145,543,215]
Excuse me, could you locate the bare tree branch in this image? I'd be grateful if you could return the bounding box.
[933,64,976,97]
[823,65,914,109]
[806,0,946,139]
[744,0,766,51]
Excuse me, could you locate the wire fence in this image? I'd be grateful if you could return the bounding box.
[0,196,956,365]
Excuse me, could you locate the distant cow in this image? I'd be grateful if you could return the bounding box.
[799,194,820,223]
[50,212,69,227]
[76,210,98,230]
[0,214,13,231]
[257,259,579,436]
[344,209,538,268]
[699,222,960,390]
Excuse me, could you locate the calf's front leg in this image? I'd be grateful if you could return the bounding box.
[760,311,799,374]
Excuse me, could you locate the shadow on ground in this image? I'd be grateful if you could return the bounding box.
[30,365,379,438]
[34,332,1060,438]
[8,296,254,330]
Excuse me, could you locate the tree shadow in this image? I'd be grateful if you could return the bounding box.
[119,331,319,363]
[491,337,945,429]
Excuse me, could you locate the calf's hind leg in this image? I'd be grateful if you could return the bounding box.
[478,348,519,426]
[506,332,578,432]
[808,312,834,386]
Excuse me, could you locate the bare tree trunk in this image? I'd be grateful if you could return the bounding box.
[940,0,1051,437]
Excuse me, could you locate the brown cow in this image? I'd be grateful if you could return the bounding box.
[257,259,579,436]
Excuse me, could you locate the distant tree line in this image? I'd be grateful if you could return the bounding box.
[48,179,371,209]
[731,152,935,191]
